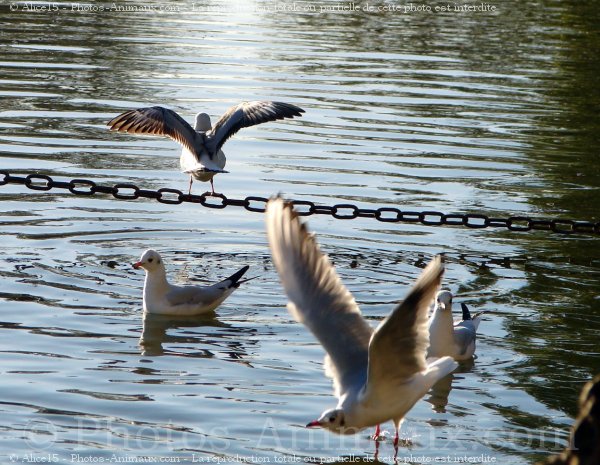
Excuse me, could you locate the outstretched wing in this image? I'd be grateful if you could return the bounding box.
[366,256,444,397]
[266,197,372,398]
[207,101,304,153]
[108,106,199,155]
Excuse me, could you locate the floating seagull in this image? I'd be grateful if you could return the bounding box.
[132,249,249,316]
[108,101,305,195]
[266,198,458,448]
[428,291,483,361]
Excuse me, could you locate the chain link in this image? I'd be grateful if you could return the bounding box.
[1,170,598,235]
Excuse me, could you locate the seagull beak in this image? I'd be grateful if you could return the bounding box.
[132,262,142,269]
[306,420,321,428]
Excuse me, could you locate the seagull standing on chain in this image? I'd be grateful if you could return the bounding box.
[108,101,304,195]
[428,290,484,361]
[266,198,458,450]
[132,249,250,316]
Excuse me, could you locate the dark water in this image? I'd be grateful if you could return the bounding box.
[0,1,599,464]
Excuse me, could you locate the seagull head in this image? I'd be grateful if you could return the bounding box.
[133,249,164,273]
[436,290,453,311]
[194,112,212,132]
[306,408,347,432]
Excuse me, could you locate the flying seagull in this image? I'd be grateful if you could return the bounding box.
[132,249,250,316]
[266,197,457,449]
[108,101,305,194]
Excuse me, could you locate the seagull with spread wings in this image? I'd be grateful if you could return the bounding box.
[108,101,304,194]
[266,197,458,449]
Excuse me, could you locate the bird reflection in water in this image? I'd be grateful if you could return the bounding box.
[139,312,255,364]
[426,357,476,412]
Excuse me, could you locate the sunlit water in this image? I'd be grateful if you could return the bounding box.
[0,1,599,464]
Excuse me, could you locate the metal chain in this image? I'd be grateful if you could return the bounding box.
[1,170,599,235]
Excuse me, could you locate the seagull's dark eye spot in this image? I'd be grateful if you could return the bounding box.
[148,258,153,263]
[329,417,335,423]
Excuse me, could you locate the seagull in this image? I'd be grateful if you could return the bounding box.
[107,101,305,195]
[427,291,484,361]
[265,198,458,448]
[132,249,250,316]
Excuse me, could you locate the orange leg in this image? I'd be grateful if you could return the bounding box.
[393,431,400,462]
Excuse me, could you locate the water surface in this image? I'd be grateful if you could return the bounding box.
[0,1,599,464]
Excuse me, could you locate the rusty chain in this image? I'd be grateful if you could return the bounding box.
[1,170,598,235]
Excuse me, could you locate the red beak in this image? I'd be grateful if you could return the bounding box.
[306,420,321,428]
[132,262,142,269]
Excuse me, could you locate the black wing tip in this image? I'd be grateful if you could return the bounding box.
[461,303,472,320]
[281,102,305,117]
[228,265,250,287]
[107,108,142,129]
[106,106,169,128]
[259,101,305,119]
[275,101,305,111]
[107,111,130,128]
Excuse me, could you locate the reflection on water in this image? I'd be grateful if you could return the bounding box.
[426,373,455,414]
[139,312,251,359]
[0,0,598,463]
